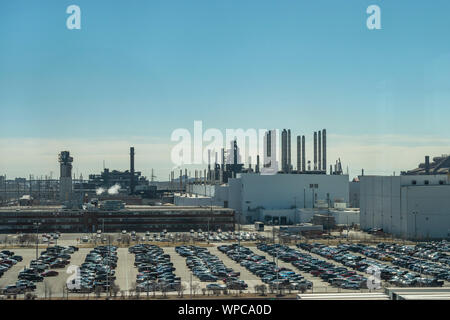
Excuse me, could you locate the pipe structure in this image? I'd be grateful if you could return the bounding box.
[318,131,322,171]
[301,136,306,172]
[296,136,301,172]
[322,129,327,172]
[313,132,317,171]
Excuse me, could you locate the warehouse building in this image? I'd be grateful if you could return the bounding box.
[0,204,235,233]
[360,174,450,240]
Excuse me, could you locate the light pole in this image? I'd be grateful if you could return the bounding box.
[33,221,41,260]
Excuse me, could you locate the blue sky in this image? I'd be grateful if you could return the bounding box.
[1,1,450,178]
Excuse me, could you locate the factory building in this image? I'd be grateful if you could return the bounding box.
[230,173,349,223]
[0,205,235,233]
[360,174,450,240]
[177,173,349,224]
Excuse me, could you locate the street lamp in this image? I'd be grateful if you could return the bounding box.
[33,221,41,260]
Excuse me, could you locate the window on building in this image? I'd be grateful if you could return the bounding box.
[424,180,429,185]
[439,180,445,185]
[412,180,416,185]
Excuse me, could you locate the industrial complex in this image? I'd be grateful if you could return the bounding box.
[1,128,450,303]
[1,129,449,241]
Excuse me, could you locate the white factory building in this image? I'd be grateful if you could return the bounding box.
[176,173,350,224]
[360,175,450,240]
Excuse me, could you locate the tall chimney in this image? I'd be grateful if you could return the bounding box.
[256,155,260,173]
[281,129,287,172]
[287,129,291,173]
[297,135,301,172]
[130,147,135,194]
[302,135,306,172]
[208,150,211,181]
[425,156,430,174]
[322,129,327,172]
[318,131,322,171]
[313,132,317,171]
[233,140,238,165]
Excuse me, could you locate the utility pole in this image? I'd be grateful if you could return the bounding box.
[190,273,192,298]
[34,222,41,260]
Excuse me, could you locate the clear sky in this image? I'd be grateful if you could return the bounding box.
[1,1,450,180]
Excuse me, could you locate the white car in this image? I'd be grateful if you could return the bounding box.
[122,230,127,234]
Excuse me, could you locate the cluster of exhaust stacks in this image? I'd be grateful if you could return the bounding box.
[168,129,344,190]
[280,129,327,173]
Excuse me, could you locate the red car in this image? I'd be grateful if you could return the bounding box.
[41,270,59,277]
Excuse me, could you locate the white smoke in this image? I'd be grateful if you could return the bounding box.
[95,187,106,195]
[107,184,121,195]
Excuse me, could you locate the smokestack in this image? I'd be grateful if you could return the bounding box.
[425,156,430,174]
[208,150,211,181]
[256,155,260,173]
[179,170,182,193]
[281,129,287,172]
[313,132,317,171]
[233,140,238,165]
[302,135,306,172]
[318,131,321,171]
[287,129,291,173]
[322,129,327,172]
[221,148,225,183]
[296,136,301,172]
[130,147,135,194]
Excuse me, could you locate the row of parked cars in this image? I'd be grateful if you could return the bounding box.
[69,245,117,293]
[176,245,247,290]
[0,250,23,280]
[293,243,369,290]
[344,243,448,286]
[304,242,445,288]
[130,244,181,292]
[2,245,78,295]
[219,244,311,291]
[376,241,450,268]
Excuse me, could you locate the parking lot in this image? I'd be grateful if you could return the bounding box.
[1,234,449,299]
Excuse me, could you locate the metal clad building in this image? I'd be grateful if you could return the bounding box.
[229,173,349,223]
[360,175,450,239]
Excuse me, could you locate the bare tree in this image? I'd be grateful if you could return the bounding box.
[112,284,120,298]
[260,284,267,296]
[95,286,102,299]
[161,284,168,299]
[192,283,200,297]
[129,281,137,299]
[176,283,186,298]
